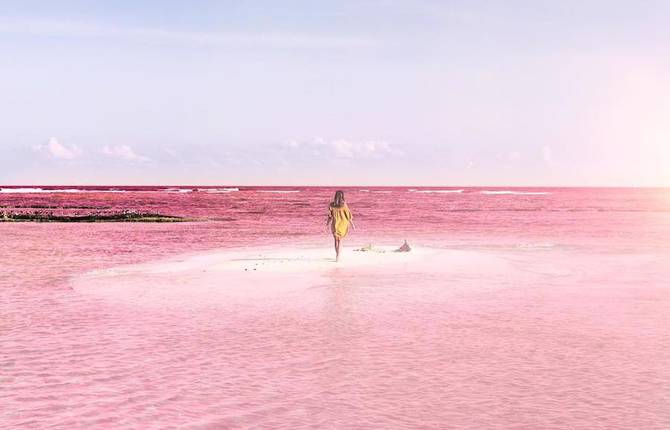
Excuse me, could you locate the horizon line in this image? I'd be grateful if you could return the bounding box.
[1,184,668,189]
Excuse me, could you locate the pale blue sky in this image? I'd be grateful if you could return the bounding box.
[1,1,669,185]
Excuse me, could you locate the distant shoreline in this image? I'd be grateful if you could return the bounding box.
[0,211,189,223]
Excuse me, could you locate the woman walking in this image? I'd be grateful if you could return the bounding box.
[326,190,354,262]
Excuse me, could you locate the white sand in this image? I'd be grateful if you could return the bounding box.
[70,246,510,307]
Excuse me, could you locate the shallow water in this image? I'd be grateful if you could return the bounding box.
[2,187,670,429]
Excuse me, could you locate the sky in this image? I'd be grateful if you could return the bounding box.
[1,0,669,186]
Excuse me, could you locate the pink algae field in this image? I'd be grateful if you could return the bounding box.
[1,186,670,429]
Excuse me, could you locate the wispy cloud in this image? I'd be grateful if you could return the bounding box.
[33,137,82,160]
[102,145,149,162]
[162,147,178,157]
[287,138,402,159]
[0,18,378,49]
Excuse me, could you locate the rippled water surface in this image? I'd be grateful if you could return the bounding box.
[2,186,670,429]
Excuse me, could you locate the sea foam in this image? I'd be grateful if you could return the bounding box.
[409,189,465,194]
[0,188,126,194]
[481,190,550,195]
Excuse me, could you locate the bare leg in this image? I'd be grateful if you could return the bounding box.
[334,236,341,262]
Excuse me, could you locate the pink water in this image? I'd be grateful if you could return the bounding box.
[2,186,669,429]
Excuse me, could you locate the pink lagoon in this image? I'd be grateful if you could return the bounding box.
[4,1,670,428]
[2,186,669,429]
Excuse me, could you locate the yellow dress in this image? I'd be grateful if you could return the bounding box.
[330,203,352,238]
